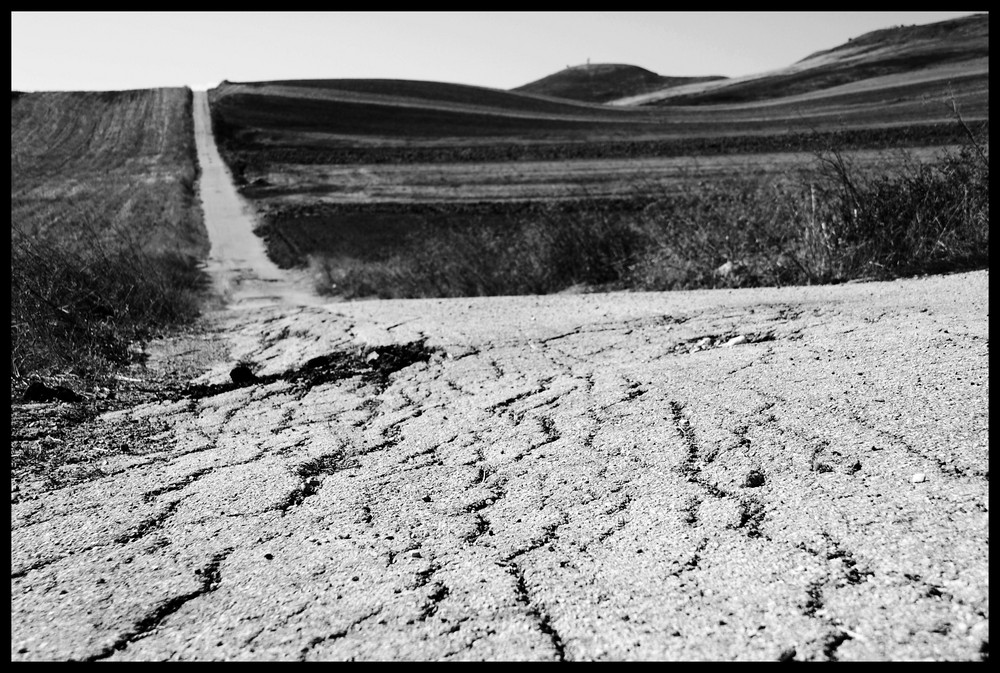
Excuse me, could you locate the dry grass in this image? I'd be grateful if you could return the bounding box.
[310,128,988,298]
[11,221,208,381]
[11,89,208,256]
[10,88,210,393]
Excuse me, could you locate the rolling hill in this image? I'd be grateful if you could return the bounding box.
[11,88,207,256]
[206,13,988,165]
[606,12,988,106]
[512,63,725,104]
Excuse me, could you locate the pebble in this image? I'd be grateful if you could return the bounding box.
[726,335,748,347]
[230,365,256,385]
[744,470,766,488]
[911,472,927,483]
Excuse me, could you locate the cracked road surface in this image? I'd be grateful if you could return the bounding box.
[11,271,988,661]
[10,91,988,661]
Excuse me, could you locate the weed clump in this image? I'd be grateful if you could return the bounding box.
[797,140,989,281]
[10,223,208,388]
[312,202,647,298]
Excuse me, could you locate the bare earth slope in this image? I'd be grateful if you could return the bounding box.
[10,88,207,257]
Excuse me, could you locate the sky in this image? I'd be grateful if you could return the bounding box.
[11,11,982,92]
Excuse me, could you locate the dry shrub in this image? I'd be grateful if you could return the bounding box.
[313,204,647,299]
[800,140,989,280]
[10,221,208,383]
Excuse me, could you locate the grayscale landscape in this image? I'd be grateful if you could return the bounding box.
[11,13,989,661]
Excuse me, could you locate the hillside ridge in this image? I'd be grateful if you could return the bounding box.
[516,13,987,106]
[513,62,725,104]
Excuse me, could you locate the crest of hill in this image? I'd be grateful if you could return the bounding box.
[512,63,726,104]
[215,77,626,116]
[800,12,988,63]
[616,12,988,107]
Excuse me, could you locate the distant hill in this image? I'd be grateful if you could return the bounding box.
[512,63,726,104]
[224,78,621,116]
[207,10,987,165]
[612,12,988,106]
[801,12,988,62]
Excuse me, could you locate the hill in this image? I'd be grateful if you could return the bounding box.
[611,13,988,106]
[11,89,206,255]
[801,12,989,63]
[512,63,725,104]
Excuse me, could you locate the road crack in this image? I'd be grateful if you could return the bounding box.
[298,608,383,660]
[508,562,567,661]
[85,547,233,661]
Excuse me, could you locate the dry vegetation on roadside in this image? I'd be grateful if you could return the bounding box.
[308,128,988,298]
[10,88,210,394]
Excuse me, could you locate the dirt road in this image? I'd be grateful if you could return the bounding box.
[10,94,988,661]
[190,90,317,309]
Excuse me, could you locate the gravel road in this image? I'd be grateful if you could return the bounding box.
[10,93,988,662]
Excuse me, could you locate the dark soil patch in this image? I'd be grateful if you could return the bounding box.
[177,340,439,401]
[22,382,84,403]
